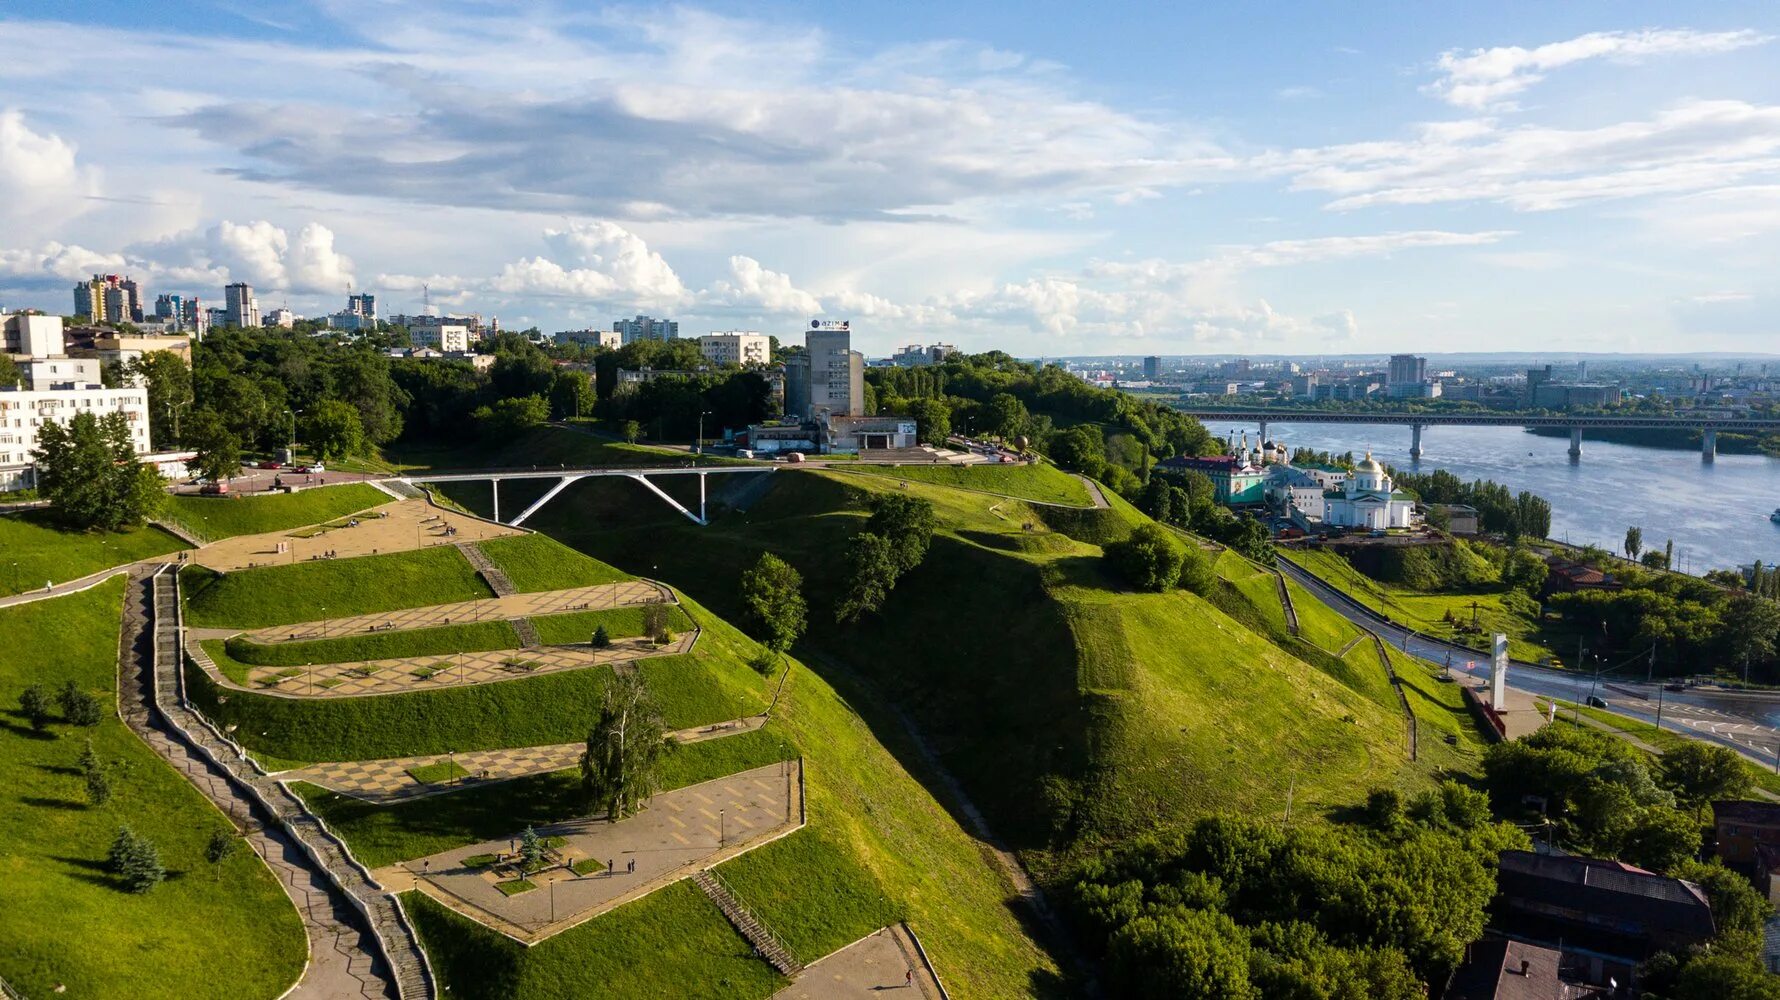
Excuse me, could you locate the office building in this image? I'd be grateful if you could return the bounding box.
[558,328,623,349]
[613,314,678,344]
[224,282,260,328]
[411,323,471,353]
[1387,354,1427,386]
[785,320,863,420]
[889,343,957,367]
[698,331,771,367]
[1525,365,1553,407]
[1143,356,1162,380]
[264,307,295,329]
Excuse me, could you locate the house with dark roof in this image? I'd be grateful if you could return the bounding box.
[1444,938,1607,1000]
[1542,557,1621,595]
[1713,799,1780,869]
[1493,851,1715,962]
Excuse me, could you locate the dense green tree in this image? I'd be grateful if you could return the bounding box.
[19,684,53,732]
[183,409,242,483]
[1106,523,1183,592]
[836,532,900,624]
[519,825,545,872]
[620,419,642,444]
[1719,593,1780,676]
[1052,425,1106,477]
[57,680,103,727]
[31,410,164,530]
[1502,548,1548,597]
[1178,545,1216,595]
[580,673,669,821]
[302,399,366,462]
[1626,526,1644,560]
[867,493,936,574]
[1619,806,1703,872]
[1674,859,1774,940]
[85,763,113,806]
[1108,907,1257,999]
[108,826,166,893]
[906,398,951,445]
[984,392,1030,440]
[472,394,550,439]
[590,625,610,648]
[0,352,19,389]
[127,351,194,447]
[550,369,594,420]
[739,553,807,654]
[1662,742,1754,816]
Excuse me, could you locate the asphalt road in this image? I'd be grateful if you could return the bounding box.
[1278,555,1780,769]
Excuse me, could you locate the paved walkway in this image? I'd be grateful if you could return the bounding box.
[227,581,671,643]
[377,760,803,944]
[774,925,943,1000]
[193,499,519,572]
[211,629,695,698]
[114,567,400,1000]
[282,716,768,802]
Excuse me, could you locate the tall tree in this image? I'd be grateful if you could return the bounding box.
[31,410,164,530]
[836,532,900,624]
[1625,526,1644,560]
[128,351,194,446]
[302,399,366,462]
[867,493,936,574]
[581,673,669,821]
[183,409,242,484]
[739,553,808,654]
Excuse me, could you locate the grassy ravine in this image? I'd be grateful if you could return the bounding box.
[1287,547,1562,664]
[839,462,1093,506]
[406,881,785,999]
[292,728,793,867]
[187,594,769,763]
[0,511,183,596]
[0,582,305,1000]
[182,545,493,628]
[476,533,632,591]
[163,483,390,541]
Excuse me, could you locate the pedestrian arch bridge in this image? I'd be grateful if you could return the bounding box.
[386,465,775,527]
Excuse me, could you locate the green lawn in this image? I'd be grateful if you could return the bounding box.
[182,545,493,628]
[408,760,472,784]
[223,620,521,668]
[716,828,903,964]
[189,597,768,763]
[291,727,794,867]
[162,483,391,541]
[1286,548,1563,664]
[405,880,786,1000]
[530,605,694,646]
[0,582,306,1000]
[477,533,632,591]
[0,511,184,596]
[1541,699,1780,798]
[839,462,1093,506]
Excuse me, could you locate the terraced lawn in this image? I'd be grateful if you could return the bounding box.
[478,533,632,591]
[163,483,390,541]
[0,511,183,596]
[181,546,493,628]
[0,582,306,1000]
[841,461,1093,506]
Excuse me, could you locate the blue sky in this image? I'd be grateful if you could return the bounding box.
[2,0,1778,355]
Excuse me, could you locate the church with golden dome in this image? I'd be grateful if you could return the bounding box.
[1322,451,1417,530]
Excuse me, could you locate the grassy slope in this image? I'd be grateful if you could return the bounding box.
[477,533,632,590]
[163,483,391,541]
[838,462,1093,506]
[0,582,305,1000]
[0,511,183,596]
[1288,547,1560,663]
[715,826,902,964]
[383,424,754,472]
[182,545,493,628]
[222,620,521,670]
[188,594,769,763]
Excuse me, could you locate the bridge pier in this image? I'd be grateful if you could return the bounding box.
[1568,428,1583,459]
[699,472,707,523]
[1409,423,1424,460]
[1702,428,1717,462]
[492,478,501,522]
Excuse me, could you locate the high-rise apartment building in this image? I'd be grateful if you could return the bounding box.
[224,283,260,328]
[785,320,863,420]
[698,331,771,366]
[613,314,678,344]
[73,274,144,323]
[1143,356,1162,380]
[1525,365,1553,407]
[1387,354,1427,386]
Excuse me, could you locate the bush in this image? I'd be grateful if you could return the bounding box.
[59,680,104,727]
[108,826,167,893]
[19,683,53,732]
[1178,545,1216,595]
[1105,524,1182,592]
[591,625,611,648]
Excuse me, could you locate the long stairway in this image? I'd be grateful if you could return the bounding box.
[131,566,436,999]
[692,870,803,975]
[456,541,517,596]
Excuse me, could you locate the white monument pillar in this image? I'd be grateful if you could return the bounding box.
[1490,633,1509,711]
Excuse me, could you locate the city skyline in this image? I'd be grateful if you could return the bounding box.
[2,1,1778,354]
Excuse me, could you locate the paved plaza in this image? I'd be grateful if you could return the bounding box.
[280,716,767,802]
[227,581,671,644]
[377,760,803,943]
[773,925,944,1000]
[193,498,518,572]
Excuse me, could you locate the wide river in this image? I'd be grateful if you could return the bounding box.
[1204,420,1780,573]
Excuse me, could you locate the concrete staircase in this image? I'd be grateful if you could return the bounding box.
[511,617,542,648]
[692,870,802,976]
[380,480,427,500]
[455,541,517,596]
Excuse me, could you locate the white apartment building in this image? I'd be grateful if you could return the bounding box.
[412,323,471,352]
[264,307,296,329]
[18,356,103,390]
[0,385,152,490]
[699,331,770,367]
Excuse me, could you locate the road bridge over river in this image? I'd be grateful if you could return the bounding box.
[1176,408,1780,460]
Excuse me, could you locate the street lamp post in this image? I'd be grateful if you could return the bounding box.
[696,410,711,456]
[719,808,725,848]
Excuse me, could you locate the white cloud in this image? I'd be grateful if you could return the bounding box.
[0,241,125,282]
[703,257,823,315]
[0,109,102,239]
[1429,28,1770,110]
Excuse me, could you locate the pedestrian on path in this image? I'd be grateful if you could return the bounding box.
[905,969,913,988]
[628,858,635,873]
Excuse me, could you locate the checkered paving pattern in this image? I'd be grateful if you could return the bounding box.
[239,581,670,644]
[194,498,519,573]
[229,629,696,697]
[280,716,764,803]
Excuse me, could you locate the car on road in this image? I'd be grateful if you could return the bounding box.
[256,460,283,469]
[199,482,229,495]
[1664,682,1686,692]
[1586,695,1609,709]
[292,463,326,474]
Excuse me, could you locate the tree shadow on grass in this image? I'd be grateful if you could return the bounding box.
[32,762,81,776]
[0,718,60,741]
[20,795,86,811]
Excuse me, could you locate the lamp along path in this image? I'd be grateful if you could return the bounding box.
[215,580,672,643]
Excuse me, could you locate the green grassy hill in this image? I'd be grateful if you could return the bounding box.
[0,510,184,596]
[163,483,391,541]
[524,466,1454,880]
[0,582,305,999]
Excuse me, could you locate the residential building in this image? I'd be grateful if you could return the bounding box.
[1442,939,1603,1000]
[3,313,66,358]
[224,282,260,328]
[889,343,957,367]
[0,315,152,489]
[72,274,144,324]
[785,320,863,420]
[699,331,771,367]
[73,278,103,320]
[1388,379,1443,399]
[1493,850,1715,962]
[18,356,103,390]
[395,313,486,342]
[205,307,229,330]
[386,347,495,371]
[1542,557,1621,594]
[180,298,207,337]
[5,314,100,390]
[1712,800,1780,871]
[613,314,678,343]
[1143,355,1162,380]
[264,307,295,329]
[329,292,378,332]
[1533,383,1620,410]
[1314,379,1379,401]
[1194,380,1241,396]
[1322,452,1415,530]
[1388,353,1427,386]
[557,328,623,349]
[1525,365,1553,406]
[1266,464,1326,520]
[1429,503,1481,535]
[1287,373,1319,397]
[411,323,471,352]
[1219,358,1252,378]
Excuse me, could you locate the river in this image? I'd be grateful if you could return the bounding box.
[1202,419,1780,573]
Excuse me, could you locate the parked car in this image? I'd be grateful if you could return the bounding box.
[292,463,326,474]
[199,482,229,495]
[1586,695,1609,709]
[257,460,283,469]
[1663,683,1686,692]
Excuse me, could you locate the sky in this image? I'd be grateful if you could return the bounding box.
[2,1,1778,357]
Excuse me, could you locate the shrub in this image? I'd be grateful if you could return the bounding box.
[591,625,611,648]
[1105,524,1182,592]
[19,683,53,732]
[108,826,167,893]
[59,680,104,727]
